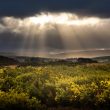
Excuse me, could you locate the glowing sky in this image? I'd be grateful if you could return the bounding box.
[0,0,110,57]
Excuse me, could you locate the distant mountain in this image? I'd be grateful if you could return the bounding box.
[0,56,18,66]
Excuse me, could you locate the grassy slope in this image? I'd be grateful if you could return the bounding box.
[0,63,110,110]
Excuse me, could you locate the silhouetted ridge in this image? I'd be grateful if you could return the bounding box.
[0,56,18,66]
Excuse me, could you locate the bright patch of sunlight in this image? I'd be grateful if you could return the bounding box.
[29,13,100,26]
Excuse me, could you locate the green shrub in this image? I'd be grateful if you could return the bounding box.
[0,63,110,109]
[0,90,43,110]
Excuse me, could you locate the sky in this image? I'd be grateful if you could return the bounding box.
[0,0,110,57]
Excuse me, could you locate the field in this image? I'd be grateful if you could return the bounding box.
[0,63,110,110]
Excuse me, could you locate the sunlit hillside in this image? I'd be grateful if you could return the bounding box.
[0,63,110,110]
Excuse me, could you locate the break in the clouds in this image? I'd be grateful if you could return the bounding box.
[0,0,110,18]
[0,12,110,57]
[0,0,110,57]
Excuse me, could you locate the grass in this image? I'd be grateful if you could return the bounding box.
[0,63,110,110]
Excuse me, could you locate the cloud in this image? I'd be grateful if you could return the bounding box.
[0,0,110,18]
[0,12,110,57]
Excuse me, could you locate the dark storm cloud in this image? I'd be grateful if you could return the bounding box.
[0,32,23,51]
[0,0,110,18]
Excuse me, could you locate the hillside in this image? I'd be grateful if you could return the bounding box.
[0,56,18,66]
[0,63,110,110]
[93,56,110,63]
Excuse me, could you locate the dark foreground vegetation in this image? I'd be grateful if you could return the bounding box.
[0,63,110,110]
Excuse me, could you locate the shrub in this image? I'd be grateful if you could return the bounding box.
[0,90,43,110]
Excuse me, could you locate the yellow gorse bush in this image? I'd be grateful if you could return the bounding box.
[0,63,110,109]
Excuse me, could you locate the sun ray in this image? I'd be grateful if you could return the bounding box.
[1,12,109,57]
